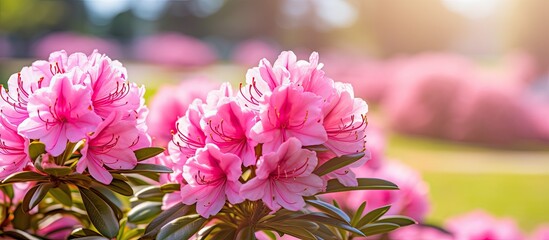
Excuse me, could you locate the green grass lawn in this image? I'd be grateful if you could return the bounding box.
[424,172,549,232]
[386,133,549,232]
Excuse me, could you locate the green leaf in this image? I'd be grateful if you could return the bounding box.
[141,202,190,240]
[49,183,72,206]
[157,215,206,240]
[1,185,14,199]
[319,178,398,194]
[1,229,42,240]
[89,187,124,220]
[260,231,277,240]
[12,204,31,230]
[28,142,46,161]
[294,213,365,236]
[134,147,165,161]
[127,202,162,223]
[121,228,144,240]
[104,178,133,196]
[357,205,391,227]
[79,187,120,238]
[376,215,417,227]
[160,183,181,193]
[306,199,351,223]
[351,202,367,226]
[3,171,48,184]
[303,144,330,152]
[209,228,236,240]
[313,152,365,176]
[42,166,72,177]
[65,174,93,187]
[69,228,102,238]
[235,226,256,240]
[114,163,172,173]
[135,186,164,202]
[22,183,52,212]
[360,222,400,236]
[266,225,316,240]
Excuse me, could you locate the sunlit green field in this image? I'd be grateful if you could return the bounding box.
[387,134,549,232]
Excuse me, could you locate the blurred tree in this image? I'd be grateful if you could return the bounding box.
[358,0,463,57]
[0,0,89,57]
[505,0,549,74]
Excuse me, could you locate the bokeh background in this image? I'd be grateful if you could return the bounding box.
[1,0,548,237]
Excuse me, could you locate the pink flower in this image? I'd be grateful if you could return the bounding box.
[322,82,368,156]
[18,70,102,156]
[0,116,30,180]
[239,51,334,110]
[445,210,524,240]
[168,99,207,165]
[250,85,327,153]
[37,215,81,239]
[203,98,257,166]
[240,138,324,211]
[531,224,549,240]
[77,112,140,184]
[147,77,219,147]
[0,67,49,126]
[86,53,143,120]
[322,161,430,222]
[180,144,243,218]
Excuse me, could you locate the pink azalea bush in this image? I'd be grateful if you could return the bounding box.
[32,32,121,59]
[445,210,524,240]
[168,51,370,217]
[133,32,217,67]
[232,39,280,67]
[0,50,150,184]
[0,49,413,239]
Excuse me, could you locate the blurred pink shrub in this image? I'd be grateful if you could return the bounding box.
[445,210,524,240]
[323,160,430,222]
[383,54,475,139]
[232,39,280,67]
[147,76,220,147]
[379,52,549,146]
[322,54,400,104]
[133,32,217,67]
[390,224,454,240]
[450,83,540,145]
[32,32,121,59]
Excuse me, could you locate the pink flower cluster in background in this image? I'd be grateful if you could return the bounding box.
[32,32,121,59]
[133,32,218,67]
[159,51,370,217]
[0,50,150,184]
[324,53,549,146]
[231,39,280,67]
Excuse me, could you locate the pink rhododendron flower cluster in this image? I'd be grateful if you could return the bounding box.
[0,50,150,184]
[167,51,370,217]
